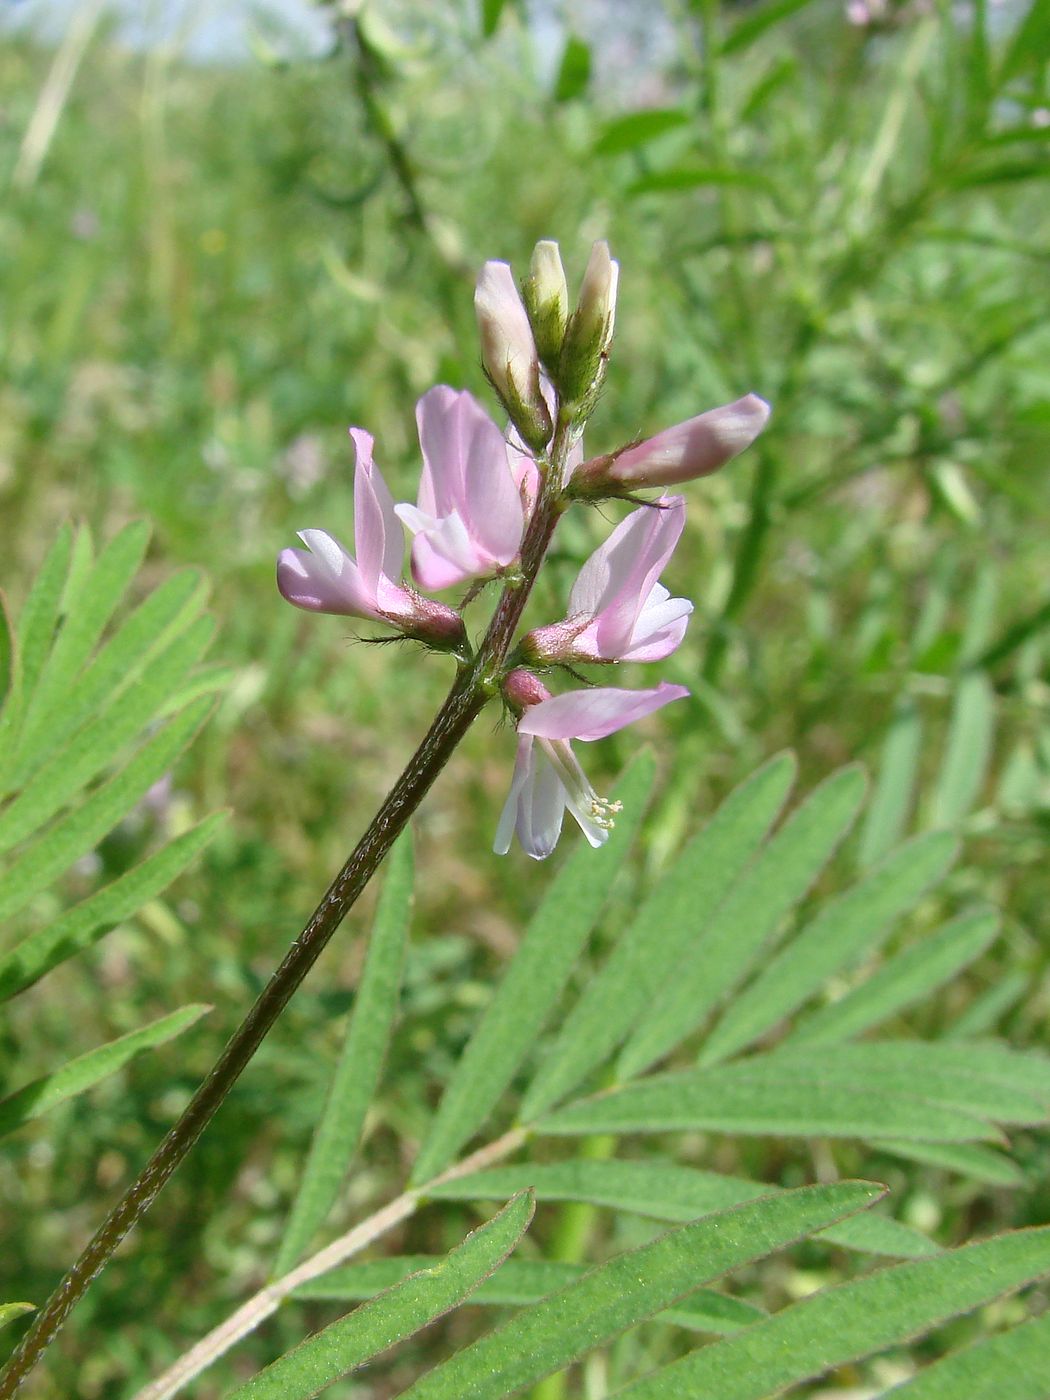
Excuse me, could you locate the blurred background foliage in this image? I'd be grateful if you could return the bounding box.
[1,0,1049,1394]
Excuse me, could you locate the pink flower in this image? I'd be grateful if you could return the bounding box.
[395,387,527,592]
[573,394,771,496]
[495,677,688,859]
[277,429,464,648]
[525,497,692,665]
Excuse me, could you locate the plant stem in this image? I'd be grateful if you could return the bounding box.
[133,1127,528,1400]
[0,444,569,1396]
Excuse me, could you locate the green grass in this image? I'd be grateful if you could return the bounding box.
[1,1,1048,1395]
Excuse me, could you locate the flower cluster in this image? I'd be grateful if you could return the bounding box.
[278,241,770,858]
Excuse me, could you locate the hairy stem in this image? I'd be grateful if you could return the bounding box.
[134,1127,528,1400]
[0,439,569,1396]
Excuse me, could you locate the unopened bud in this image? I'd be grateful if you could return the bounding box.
[503,667,552,713]
[475,260,552,452]
[523,240,568,369]
[571,394,771,498]
[558,241,619,405]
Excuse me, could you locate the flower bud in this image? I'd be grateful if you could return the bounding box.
[557,241,619,405]
[503,667,552,713]
[475,260,553,452]
[522,240,568,370]
[571,394,771,498]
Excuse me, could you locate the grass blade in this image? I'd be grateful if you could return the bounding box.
[228,1191,535,1400]
[521,753,796,1119]
[410,756,655,1185]
[0,1004,209,1138]
[0,696,214,924]
[397,1182,883,1400]
[537,1067,999,1143]
[614,1226,1050,1399]
[788,910,999,1047]
[700,831,957,1066]
[881,1309,1050,1398]
[619,766,867,1079]
[299,1258,765,1335]
[274,832,413,1275]
[0,814,226,1000]
[430,1160,937,1259]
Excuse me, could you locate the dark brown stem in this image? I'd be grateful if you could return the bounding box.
[0,448,570,1397]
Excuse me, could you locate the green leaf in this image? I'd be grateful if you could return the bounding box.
[227,1192,535,1400]
[480,0,508,38]
[430,1160,938,1259]
[931,672,994,825]
[274,832,413,1275]
[0,614,216,854]
[0,592,15,720]
[592,109,690,157]
[410,757,655,1185]
[537,1066,999,1143]
[959,564,999,666]
[948,160,1050,188]
[14,521,151,766]
[788,910,999,1047]
[946,970,1027,1038]
[0,696,215,925]
[998,0,1050,83]
[881,1309,1050,1397]
[0,527,72,793]
[754,1043,1048,1125]
[700,831,957,1066]
[721,0,816,55]
[0,813,226,1001]
[619,765,867,1079]
[12,568,209,782]
[0,1303,34,1332]
[613,1225,1050,1399]
[858,699,923,867]
[522,753,796,1120]
[299,1258,764,1335]
[553,34,590,103]
[397,1182,882,1400]
[0,1004,209,1138]
[871,1139,1024,1188]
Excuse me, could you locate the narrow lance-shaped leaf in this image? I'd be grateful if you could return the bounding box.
[881,1309,1050,1398]
[0,526,72,795]
[15,520,151,771]
[299,1258,765,1336]
[930,672,994,826]
[522,752,796,1120]
[0,1303,34,1333]
[397,1182,883,1400]
[0,695,214,924]
[0,813,226,1001]
[945,969,1027,1039]
[410,756,655,1185]
[0,614,216,855]
[700,830,957,1067]
[430,1159,938,1260]
[619,765,867,1079]
[0,1004,210,1138]
[537,1066,999,1144]
[613,1225,1050,1400]
[17,568,209,777]
[227,1192,535,1400]
[869,1139,1024,1189]
[787,910,999,1048]
[858,699,923,868]
[274,831,413,1275]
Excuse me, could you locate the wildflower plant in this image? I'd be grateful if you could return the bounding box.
[4,243,1050,1399]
